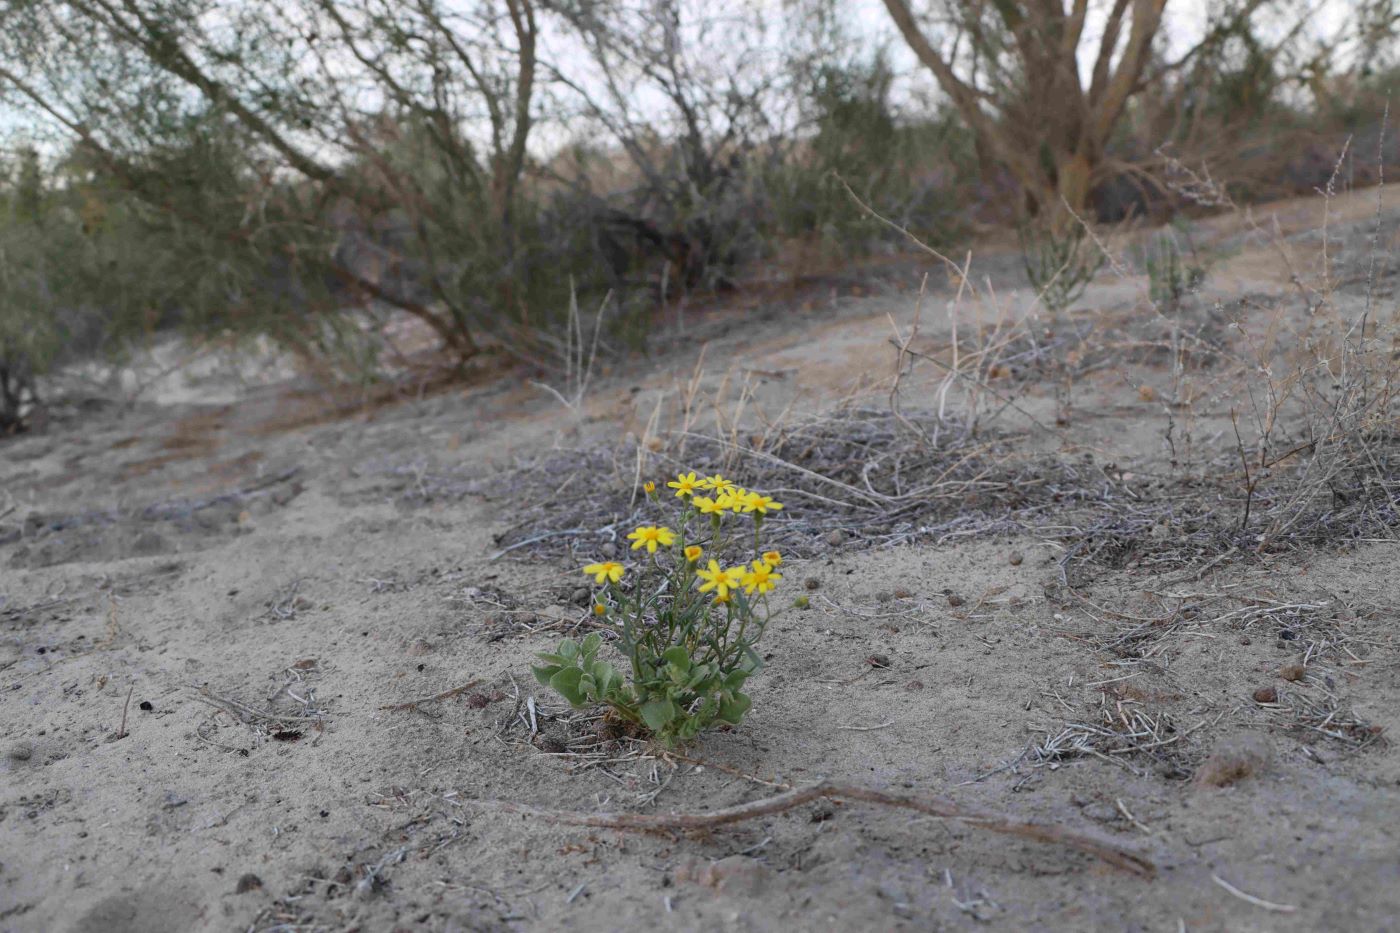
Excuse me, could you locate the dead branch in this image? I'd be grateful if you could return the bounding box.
[471,779,1156,878]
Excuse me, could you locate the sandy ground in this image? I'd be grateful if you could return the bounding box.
[2,188,1399,932]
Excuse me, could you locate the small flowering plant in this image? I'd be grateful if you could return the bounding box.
[533,472,785,746]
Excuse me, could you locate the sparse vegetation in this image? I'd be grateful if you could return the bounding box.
[535,474,784,745]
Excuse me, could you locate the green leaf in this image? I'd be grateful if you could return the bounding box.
[718,692,751,724]
[557,638,580,661]
[661,646,691,671]
[591,660,619,698]
[581,632,602,657]
[549,667,586,706]
[531,664,562,687]
[640,698,678,732]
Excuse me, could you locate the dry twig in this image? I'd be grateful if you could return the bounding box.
[470,779,1156,877]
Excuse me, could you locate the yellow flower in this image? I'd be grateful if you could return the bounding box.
[684,545,703,563]
[666,471,701,498]
[692,496,726,516]
[742,559,781,595]
[699,473,735,494]
[716,487,745,511]
[740,491,783,515]
[762,550,782,567]
[696,559,739,598]
[643,481,656,494]
[627,525,676,553]
[713,590,733,605]
[592,603,607,616]
[582,561,625,584]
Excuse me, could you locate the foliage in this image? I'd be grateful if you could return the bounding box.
[534,473,786,746]
[1018,220,1104,315]
[1138,224,1209,311]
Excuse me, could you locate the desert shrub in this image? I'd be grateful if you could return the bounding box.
[1019,221,1103,314]
[534,473,786,746]
[0,149,151,431]
[1137,222,1210,311]
[768,57,969,257]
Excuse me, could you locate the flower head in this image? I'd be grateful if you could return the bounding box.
[592,603,607,616]
[716,487,746,511]
[740,491,783,515]
[742,559,781,595]
[627,525,676,553]
[762,550,782,567]
[643,481,656,494]
[699,474,735,494]
[666,471,701,498]
[582,561,625,584]
[696,559,744,599]
[692,496,726,516]
[684,544,703,563]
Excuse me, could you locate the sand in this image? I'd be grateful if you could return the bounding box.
[2,188,1398,931]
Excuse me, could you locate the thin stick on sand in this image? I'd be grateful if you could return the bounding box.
[471,779,1156,878]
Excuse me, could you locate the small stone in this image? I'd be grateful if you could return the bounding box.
[571,587,591,606]
[235,873,263,894]
[1195,734,1272,789]
[946,593,965,607]
[1008,552,1024,566]
[600,542,617,559]
[1238,635,1251,646]
[465,693,490,709]
[904,680,925,691]
[1279,663,1306,682]
[892,586,912,599]
[1252,686,1277,704]
[138,700,154,712]
[824,530,845,547]
[8,741,33,762]
[866,654,891,669]
[803,577,820,591]
[875,591,893,604]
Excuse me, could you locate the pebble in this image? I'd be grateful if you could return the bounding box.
[1252,686,1278,704]
[8,741,33,762]
[235,873,263,894]
[1008,552,1024,566]
[946,593,965,607]
[1279,663,1306,682]
[824,530,845,547]
[803,577,820,591]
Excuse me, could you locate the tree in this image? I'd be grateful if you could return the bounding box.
[878,0,1256,229]
[0,0,544,365]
